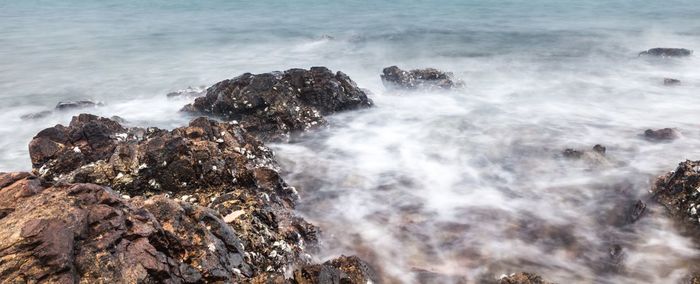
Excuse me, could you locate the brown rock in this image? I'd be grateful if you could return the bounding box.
[644,128,680,141]
[381,65,464,90]
[499,272,550,284]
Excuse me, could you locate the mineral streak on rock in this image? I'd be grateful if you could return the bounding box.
[182,67,373,142]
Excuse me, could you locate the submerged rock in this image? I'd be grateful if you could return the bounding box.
[639,48,693,57]
[55,100,103,110]
[166,86,206,99]
[644,128,680,141]
[0,173,250,283]
[562,144,609,165]
[664,78,681,86]
[182,67,373,141]
[381,65,464,90]
[29,114,316,275]
[499,272,550,284]
[20,110,52,120]
[291,255,379,284]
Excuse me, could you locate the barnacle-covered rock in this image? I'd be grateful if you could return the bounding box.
[381,65,464,90]
[499,272,550,284]
[182,67,373,141]
[28,114,316,276]
[0,173,250,283]
[652,160,700,235]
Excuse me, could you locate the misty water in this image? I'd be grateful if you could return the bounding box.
[2,1,700,283]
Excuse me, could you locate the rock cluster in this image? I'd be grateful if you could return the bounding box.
[182,67,373,141]
[644,128,680,142]
[499,272,550,284]
[381,65,464,90]
[28,114,318,276]
[639,48,693,57]
[652,160,700,235]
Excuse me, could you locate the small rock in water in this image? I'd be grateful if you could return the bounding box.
[627,200,646,223]
[55,100,103,110]
[381,65,464,90]
[644,128,680,142]
[20,110,52,120]
[166,86,206,98]
[593,144,606,154]
[663,78,681,86]
[639,48,693,57]
[499,272,550,284]
[562,148,584,159]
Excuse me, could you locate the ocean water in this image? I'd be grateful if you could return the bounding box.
[2,1,700,283]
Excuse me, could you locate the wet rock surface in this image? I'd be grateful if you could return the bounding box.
[652,160,700,235]
[498,272,550,284]
[167,86,206,99]
[644,128,680,142]
[28,114,317,277]
[639,48,693,57]
[182,67,373,141]
[381,65,464,90]
[0,173,251,283]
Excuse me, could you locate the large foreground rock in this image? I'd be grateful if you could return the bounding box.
[182,67,373,141]
[0,173,377,283]
[381,66,464,90]
[29,114,316,276]
[639,48,693,57]
[0,173,251,283]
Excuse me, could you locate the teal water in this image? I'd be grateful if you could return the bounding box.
[1,1,700,283]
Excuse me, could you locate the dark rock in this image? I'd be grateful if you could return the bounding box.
[20,110,52,120]
[664,78,681,86]
[562,148,584,159]
[644,128,680,141]
[292,255,379,284]
[166,86,206,99]
[639,48,693,57]
[627,200,646,223]
[0,173,250,283]
[29,114,316,275]
[652,160,700,238]
[381,66,464,90]
[593,144,606,154]
[55,100,103,110]
[412,268,467,284]
[182,67,373,141]
[499,272,550,284]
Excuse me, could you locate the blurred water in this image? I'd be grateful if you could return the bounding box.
[1,1,700,282]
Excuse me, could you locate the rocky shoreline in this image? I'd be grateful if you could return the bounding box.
[2,53,698,282]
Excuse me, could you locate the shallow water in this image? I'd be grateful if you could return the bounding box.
[2,1,700,283]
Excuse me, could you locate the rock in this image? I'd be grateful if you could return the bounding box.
[0,173,251,283]
[55,100,103,110]
[593,144,606,154]
[499,272,550,284]
[182,67,373,141]
[652,160,700,235]
[292,255,379,284]
[29,114,317,275]
[644,128,680,141]
[562,145,608,164]
[167,86,206,99]
[664,78,681,86]
[562,148,584,159]
[639,48,693,57]
[381,65,464,90]
[627,200,647,224]
[20,110,52,120]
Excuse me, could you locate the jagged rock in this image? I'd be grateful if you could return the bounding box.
[28,114,316,275]
[644,128,680,141]
[381,66,464,90]
[182,67,373,141]
[639,48,693,57]
[664,78,681,86]
[652,161,700,234]
[499,272,549,284]
[167,86,206,99]
[55,100,103,110]
[0,173,250,283]
[292,255,379,284]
